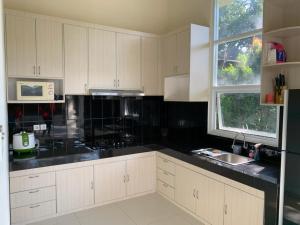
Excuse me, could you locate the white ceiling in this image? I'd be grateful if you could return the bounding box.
[4,0,211,34]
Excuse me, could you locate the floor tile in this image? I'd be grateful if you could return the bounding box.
[116,194,180,225]
[28,214,80,225]
[75,204,137,225]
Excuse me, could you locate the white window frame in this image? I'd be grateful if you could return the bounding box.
[208,0,280,147]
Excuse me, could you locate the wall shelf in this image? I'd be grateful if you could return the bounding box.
[263,62,300,68]
[264,26,300,38]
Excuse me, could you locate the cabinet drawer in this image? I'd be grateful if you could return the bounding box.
[11,200,56,224]
[157,157,175,174]
[157,180,174,200]
[157,168,175,187]
[10,172,55,193]
[10,186,56,209]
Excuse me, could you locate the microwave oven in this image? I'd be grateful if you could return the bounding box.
[16,81,55,101]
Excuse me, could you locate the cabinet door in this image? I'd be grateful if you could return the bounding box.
[6,14,36,77]
[36,19,63,78]
[177,30,190,74]
[56,166,94,214]
[162,34,177,76]
[117,33,141,90]
[126,155,155,196]
[196,176,224,225]
[64,24,88,94]
[175,165,197,213]
[94,161,126,204]
[224,186,264,225]
[142,37,159,95]
[89,29,117,89]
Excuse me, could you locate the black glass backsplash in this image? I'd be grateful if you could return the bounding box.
[7,96,279,156]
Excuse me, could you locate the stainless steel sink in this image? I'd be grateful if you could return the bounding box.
[212,153,254,166]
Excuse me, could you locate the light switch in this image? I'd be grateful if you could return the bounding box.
[33,125,40,131]
[40,124,47,131]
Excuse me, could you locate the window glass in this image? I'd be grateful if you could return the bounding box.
[217,0,263,39]
[217,93,277,137]
[217,35,262,86]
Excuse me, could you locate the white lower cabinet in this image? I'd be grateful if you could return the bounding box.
[126,155,156,196]
[94,161,126,204]
[224,185,264,225]
[56,166,94,214]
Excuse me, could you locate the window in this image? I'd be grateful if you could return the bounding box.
[209,0,279,146]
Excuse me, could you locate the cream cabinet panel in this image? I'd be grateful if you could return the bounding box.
[163,34,177,76]
[126,155,155,196]
[224,185,264,225]
[177,30,190,75]
[89,29,117,89]
[6,14,36,77]
[175,165,197,213]
[117,33,141,90]
[36,19,63,78]
[142,37,159,95]
[94,161,126,204]
[56,166,94,214]
[64,24,88,95]
[196,177,224,225]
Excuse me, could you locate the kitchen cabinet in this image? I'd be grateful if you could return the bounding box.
[56,166,94,214]
[126,155,156,196]
[117,33,141,90]
[36,19,63,78]
[175,165,224,225]
[176,30,190,75]
[6,14,63,78]
[163,34,177,76]
[224,185,264,225]
[6,14,36,78]
[64,24,88,95]
[94,161,126,204]
[89,28,117,89]
[141,37,160,95]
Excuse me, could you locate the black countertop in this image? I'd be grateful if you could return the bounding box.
[9,144,280,225]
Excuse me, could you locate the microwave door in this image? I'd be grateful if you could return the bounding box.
[21,84,43,97]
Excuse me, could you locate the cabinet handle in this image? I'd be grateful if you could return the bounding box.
[33,66,36,75]
[196,190,199,200]
[114,80,116,88]
[163,159,168,163]
[118,80,120,87]
[38,66,41,75]
[28,175,39,179]
[193,189,196,198]
[29,204,40,209]
[224,204,228,215]
[123,175,126,183]
[90,181,94,190]
[29,190,40,194]
[163,171,169,176]
[163,183,168,188]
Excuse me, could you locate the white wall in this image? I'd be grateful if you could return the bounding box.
[4,0,211,34]
[0,0,10,223]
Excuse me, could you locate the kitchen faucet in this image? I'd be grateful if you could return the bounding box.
[232,132,247,150]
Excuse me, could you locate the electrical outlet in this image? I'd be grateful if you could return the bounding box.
[33,125,40,131]
[40,124,47,131]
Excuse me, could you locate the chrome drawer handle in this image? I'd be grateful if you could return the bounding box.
[28,190,40,194]
[29,204,40,209]
[28,175,39,179]
[163,171,169,176]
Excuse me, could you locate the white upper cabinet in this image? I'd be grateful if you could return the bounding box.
[6,14,36,78]
[117,33,141,90]
[89,28,117,89]
[177,30,190,75]
[141,37,160,95]
[56,166,94,214]
[163,34,177,77]
[6,14,64,79]
[64,24,88,95]
[36,19,63,78]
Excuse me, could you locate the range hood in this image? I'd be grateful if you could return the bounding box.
[89,89,145,97]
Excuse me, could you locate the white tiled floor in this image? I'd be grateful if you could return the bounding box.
[29,194,205,225]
